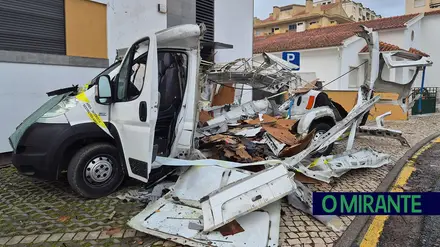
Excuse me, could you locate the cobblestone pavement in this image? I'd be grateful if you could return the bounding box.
[1,114,439,247]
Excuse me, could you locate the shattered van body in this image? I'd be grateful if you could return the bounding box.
[8,23,434,246]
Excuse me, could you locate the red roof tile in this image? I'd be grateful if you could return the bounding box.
[425,9,440,16]
[360,42,401,53]
[359,42,429,57]
[253,14,418,53]
[409,47,430,57]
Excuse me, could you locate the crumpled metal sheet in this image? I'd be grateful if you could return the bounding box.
[295,148,391,183]
[244,114,278,125]
[128,166,284,247]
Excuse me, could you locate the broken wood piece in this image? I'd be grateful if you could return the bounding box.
[294,173,322,184]
[276,119,297,130]
[263,125,299,146]
[279,130,315,158]
[218,220,245,236]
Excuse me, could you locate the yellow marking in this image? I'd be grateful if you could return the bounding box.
[360,142,433,247]
[76,92,90,103]
[433,137,440,143]
[309,159,319,168]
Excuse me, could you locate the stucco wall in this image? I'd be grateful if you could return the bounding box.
[340,37,368,89]
[97,0,168,62]
[268,48,341,90]
[379,29,405,48]
[326,91,409,120]
[214,0,254,63]
[0,63,104,152]
[421,14,440,88]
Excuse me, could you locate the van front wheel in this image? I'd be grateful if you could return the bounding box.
[67,143,125,199]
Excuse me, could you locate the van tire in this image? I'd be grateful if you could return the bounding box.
[67,143,125,199]
[310,122,334,157]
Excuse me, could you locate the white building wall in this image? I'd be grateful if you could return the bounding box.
[92,0,168,62]
[420,14,440,88]
[0,63,103,152]
[214,0,254,63]
[340,37,368,89]
[405,19,423,50]
[268,48,341,90]
[379,29,406,48]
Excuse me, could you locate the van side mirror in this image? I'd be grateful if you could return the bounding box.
[96,75,113,104]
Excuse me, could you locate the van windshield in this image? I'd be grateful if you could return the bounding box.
[90,60,122,86]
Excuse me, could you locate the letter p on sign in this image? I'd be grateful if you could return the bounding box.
[282,52,300,71]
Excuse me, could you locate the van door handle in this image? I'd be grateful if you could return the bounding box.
[139,101,147,122]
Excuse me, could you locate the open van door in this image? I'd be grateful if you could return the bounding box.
[108,35,159,183]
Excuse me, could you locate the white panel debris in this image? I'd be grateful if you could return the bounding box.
[295,148,391,183]
[201,165,295,232]
[128,166,284,247]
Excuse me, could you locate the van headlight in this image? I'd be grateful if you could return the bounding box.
[41,97,78,118]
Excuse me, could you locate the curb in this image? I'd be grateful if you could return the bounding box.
[334,132,440,247]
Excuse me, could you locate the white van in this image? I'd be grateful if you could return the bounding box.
[10,24,203,198]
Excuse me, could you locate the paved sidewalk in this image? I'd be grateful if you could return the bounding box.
[1,114,440,247]
[0,168,160,246]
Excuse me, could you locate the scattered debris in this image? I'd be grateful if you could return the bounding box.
[125,25,429,246]
[108,211,116,220]
[57,216,70,223]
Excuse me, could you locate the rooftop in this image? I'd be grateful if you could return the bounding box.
[253,13,419,53]
[256,2,344,25]
[359,42,430,57]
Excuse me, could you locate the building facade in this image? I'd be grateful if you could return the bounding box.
[254,0,353,36]
[0,0,254,153]
[406,0,440,14]
[254,12,439,119]
[340,0,381,21]
[315,0,381,21]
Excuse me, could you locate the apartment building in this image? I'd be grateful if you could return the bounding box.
[254,0,353,36]
[315,0,381,21]
[406,0,440,14]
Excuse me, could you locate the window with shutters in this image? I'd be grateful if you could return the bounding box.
[0,0,66,55]
[196,0,214,42]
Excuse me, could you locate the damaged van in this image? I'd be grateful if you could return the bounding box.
[10,24,204,198]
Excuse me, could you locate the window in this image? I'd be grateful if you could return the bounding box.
[348,66,359,88]
[297,22,304,26]
[271,27,280,33]
[289,24,297,30]
[117,39,150,101]
[414,0,425,8]
[309,21,317,25]
[330,20,336,24]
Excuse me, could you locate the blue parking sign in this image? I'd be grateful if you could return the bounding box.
[282,52,300,71]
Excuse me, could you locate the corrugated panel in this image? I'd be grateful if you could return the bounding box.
[196,0,214,42]
[0,0,66,55]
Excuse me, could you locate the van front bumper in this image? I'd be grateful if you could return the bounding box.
[12,123,71,180]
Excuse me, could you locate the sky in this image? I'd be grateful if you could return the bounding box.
[254,0,406,19]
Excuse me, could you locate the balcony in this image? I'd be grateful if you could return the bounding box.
[431,0,440,8]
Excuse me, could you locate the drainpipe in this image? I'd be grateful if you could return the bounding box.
[418,66,427,113]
